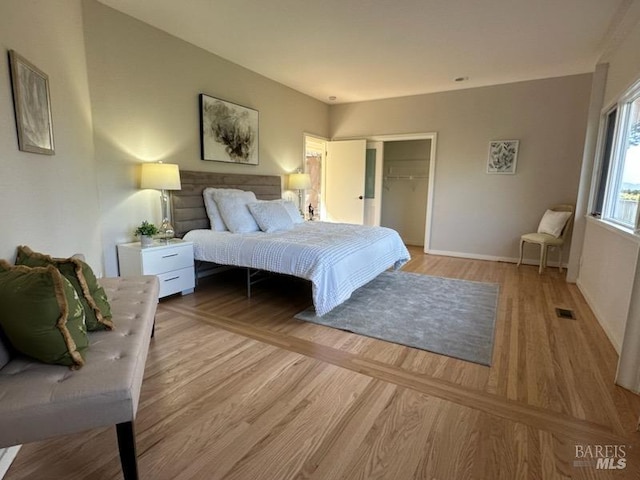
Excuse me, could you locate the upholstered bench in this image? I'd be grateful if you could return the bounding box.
[0,275,159,480]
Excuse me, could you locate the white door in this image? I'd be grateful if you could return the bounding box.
[325,139,366,224]
[364,141,383,226]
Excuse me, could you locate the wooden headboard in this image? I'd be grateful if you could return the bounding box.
[170,170,282,238]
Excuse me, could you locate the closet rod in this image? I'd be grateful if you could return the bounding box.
[384,175,428,180]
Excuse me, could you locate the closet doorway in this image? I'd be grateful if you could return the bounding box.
[380,139,431,246]
[369,133,437,251]
[304,132,437,251]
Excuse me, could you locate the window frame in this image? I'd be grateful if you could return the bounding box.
[593,78,640,233]
[591,107,617,218]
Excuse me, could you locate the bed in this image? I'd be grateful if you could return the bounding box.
[171,171,410,316]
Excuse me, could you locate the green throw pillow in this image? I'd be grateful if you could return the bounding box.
[0,260,88,368]
[16,246,113,331]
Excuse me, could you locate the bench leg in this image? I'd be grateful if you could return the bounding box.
[116,421,139,480]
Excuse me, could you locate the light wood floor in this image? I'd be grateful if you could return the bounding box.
[7,247,640,479]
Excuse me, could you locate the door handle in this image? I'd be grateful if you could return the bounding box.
[358,196,363,200]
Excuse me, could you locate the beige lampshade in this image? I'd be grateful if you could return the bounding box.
[140,162,181,190]
[288,172,311,190]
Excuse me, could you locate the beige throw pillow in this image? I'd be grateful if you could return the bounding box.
[537,210,571,238]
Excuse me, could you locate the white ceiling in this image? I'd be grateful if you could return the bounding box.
[97,0,635,104]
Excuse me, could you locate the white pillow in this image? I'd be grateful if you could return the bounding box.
[278,200,304,224]
[211,189,256,205]
[537,210,571,238]
[203,188,243,231]
[248,202,294,233]
[216,194,260,233]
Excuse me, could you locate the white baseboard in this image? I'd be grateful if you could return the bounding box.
[426,249,566,268]
[576,279,621,354]
[0,446,21,479]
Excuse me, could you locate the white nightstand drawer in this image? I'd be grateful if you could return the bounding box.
[141,245,193,275]
[157,266,195,298]
[117,240,195,299]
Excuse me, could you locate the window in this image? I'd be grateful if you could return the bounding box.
[592,108,616,217]
[595,81,640,231]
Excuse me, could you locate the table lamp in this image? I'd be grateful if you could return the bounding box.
[140,162,181,241]
[288,171,311,216]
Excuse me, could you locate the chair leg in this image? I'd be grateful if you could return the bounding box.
[517,239,524,267]
[541,245,551,274]
[116,421,139,480]
[538,245,545,274]
[558,246,563,273]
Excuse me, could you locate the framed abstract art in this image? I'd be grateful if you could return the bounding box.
[199,94,259,165]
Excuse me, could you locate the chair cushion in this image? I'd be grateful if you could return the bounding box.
[15,246,113,331]
[0,261,88,368]
[537,210,571,238]
[521,232,564,246]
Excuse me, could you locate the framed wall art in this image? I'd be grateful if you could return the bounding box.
[8,50,55,155]
[199,94,259,165]
[487,140,519,174]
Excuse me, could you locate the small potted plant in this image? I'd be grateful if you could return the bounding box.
[135,221,158,247]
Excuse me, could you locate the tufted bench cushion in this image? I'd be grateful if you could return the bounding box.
[0,275,159,452]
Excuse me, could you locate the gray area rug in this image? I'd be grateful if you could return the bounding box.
[295,271,499,366]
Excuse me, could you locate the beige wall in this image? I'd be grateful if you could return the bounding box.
[577,17,640,356]
[578,221,639,352]
[331,75,592,261]
[82,0,330,275]
[0,0,103,272]
[602,18,640,107]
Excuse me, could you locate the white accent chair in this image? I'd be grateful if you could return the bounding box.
[517,204,574,274]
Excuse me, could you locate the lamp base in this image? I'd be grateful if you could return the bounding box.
[159,190,174,243]
[160,218,175,243]
[297,189,304,218]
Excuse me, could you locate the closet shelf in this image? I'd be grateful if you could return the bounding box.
[384,175,428,180]
[385,158,428,162]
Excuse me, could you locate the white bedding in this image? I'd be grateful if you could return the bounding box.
[184,221,410,316]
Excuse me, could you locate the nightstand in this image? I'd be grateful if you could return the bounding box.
[117,239,195,299]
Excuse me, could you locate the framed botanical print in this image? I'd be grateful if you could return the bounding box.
[487,140,519,174]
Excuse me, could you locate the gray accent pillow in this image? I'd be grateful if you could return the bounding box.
[248,202,294,233]
[216,194,261,233]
